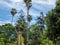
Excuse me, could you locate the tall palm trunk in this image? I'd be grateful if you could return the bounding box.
[18,33,21,45]
[11,16,14,25]
[26,8,29,45]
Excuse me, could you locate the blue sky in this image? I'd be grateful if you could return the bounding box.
[0,0,56,26]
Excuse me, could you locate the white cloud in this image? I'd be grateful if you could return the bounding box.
[0,20,15,26]
[0,0,56,9]
[10,0,23,3]
[32,0,56,6]
[0,0,25,10]
[0,1,13,8]
[0,21,10,25]
[0,0,56,13]
[0,0,57,25]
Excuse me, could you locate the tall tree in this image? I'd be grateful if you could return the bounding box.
[24,0,32,15]
[24,0,32,45]
[16,10,26,45]
[29,24,41,45]
[46,0,60,45]
[36,12,44,35]
[11,8,17,25]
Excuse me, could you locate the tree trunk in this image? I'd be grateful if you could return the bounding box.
[18,33,21,45]
[26,8,29,45]
[11,16,14,25]
[4,42,6,45]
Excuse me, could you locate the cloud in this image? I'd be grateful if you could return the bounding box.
[0,0,56,14]
[32,0,56,6]
[0,0,57,25]
[0,20,15,26]
[0,0,25,10]
[0,0,56,9]
[10,0,23,3]
[0,0,13,8]
[0,20,10,25]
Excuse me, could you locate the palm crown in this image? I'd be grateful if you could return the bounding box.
[24,0,32,9]
[11,8,17,16]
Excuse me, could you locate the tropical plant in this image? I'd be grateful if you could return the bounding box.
[46,0,60,45]
[36,12,44,35]
[16,10,26,45]
[0,24,17,45]
[24,0,32,45]
[11,8,17,25]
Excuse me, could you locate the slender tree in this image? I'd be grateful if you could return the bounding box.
[36,12,44,35]
[24,0,32,45]
[24,0,32,16]
[11,8,17,25]
[16,10,26,45]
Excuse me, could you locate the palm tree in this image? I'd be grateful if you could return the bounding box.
[16,10,26,45]
[24,0,32,16]
[36,12,44,35]
[24,0,32,45]
[27,15,32,22]
[40,12,44,33]
[11,8,17,25]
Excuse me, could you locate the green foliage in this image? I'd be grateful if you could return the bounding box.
[1,0,60,45]
[36,12,45,35]
[27,15,32,22]
[16,10,26,32]
[46,0,60,44]
[0,23,17,45]
[40,38,54,45]
[38,30,54,45]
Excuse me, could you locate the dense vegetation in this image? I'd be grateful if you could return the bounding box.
[0,0,60,45]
